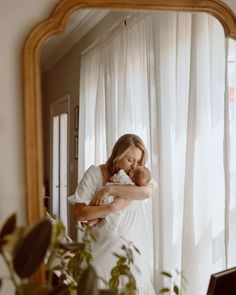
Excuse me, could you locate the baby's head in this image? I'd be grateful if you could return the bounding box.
[129,166,151,186]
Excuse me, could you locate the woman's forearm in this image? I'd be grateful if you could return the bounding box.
[74,203,114,221]
[106,184,152,200]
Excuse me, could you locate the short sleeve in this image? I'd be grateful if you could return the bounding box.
[68,165,103,205]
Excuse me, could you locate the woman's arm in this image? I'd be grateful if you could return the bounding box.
[91,183,152,205]
[108,183,152,199]
[74,198,131,221]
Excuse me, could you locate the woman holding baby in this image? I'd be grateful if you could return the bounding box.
[72,133,156,294]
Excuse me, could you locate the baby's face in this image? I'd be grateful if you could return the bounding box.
[129,166,151,186]
[128,167,139,179]
[128,169,135,179]
[129,167,144,183]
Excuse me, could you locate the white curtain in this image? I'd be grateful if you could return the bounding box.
[78,11,234,295]
[227,38,236,268]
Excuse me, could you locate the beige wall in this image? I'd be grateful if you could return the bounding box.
[0,0,59,223]
[0,0,236,293]
[224,0,236,13]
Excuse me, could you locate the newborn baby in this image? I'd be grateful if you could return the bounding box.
[113,166,151,186]
[86,166,151,228]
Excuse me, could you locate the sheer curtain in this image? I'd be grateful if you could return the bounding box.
[78,12,230,295]
[228,38,236,268]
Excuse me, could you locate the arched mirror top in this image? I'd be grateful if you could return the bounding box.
[26,0,236,48]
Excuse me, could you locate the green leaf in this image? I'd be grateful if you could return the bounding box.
[159,287,170,293]
[112,253,122,259]
[173,285,179,294]
[133,245,140,255]
[85,252,92,261]
[161,271,172,278]
[13,218,52,278]
[118,257,126,264]
[125,281,136,290]
[119,265,130,276]
[109,277,119,291]
[76,265,98,295]
[111,266,120,277]
[59,242,82,251]
[88,232,96,242]
[0,213,16,239]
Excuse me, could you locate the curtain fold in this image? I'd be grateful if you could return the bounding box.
[227,38,236,268]
[181,14,226,294]
[79,11,228,295]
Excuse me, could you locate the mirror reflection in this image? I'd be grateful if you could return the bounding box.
[40,8,236,294]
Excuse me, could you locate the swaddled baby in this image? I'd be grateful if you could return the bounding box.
[86,166,151,229]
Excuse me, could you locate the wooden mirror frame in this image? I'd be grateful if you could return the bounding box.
[23,0,236,282]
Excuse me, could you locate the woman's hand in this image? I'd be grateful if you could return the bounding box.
[90,187,110,205]
[74,203,87,221]
[81,218,101,227]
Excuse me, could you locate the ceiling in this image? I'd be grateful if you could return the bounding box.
[40,9,110,72]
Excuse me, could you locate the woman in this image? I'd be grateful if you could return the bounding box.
[73,134,156,294]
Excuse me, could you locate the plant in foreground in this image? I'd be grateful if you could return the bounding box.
[109,239,140,295]
[159,269,187,295]
[0,213,138,295]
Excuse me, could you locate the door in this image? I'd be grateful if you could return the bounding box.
[50,95,70,233]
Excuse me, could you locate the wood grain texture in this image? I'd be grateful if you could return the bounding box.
[22,0,236,284]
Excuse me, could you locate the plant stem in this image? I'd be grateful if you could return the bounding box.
[1,251,18,288]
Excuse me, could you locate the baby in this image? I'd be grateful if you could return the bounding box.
[117,166,151,186]
[86,166,151,227]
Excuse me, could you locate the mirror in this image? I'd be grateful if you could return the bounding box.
[23,0,236,287]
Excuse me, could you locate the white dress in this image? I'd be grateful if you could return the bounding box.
[70,165,156,295]
[103,169,135,230]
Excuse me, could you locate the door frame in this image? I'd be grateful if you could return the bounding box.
[50,94,70,231]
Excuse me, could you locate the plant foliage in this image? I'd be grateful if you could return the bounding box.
[160,269,187,295]
[0,213,138,295]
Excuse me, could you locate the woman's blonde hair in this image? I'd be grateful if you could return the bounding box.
[106,134,148,176]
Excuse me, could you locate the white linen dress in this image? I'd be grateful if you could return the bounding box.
[102,169,135,230]
[70,165,156,295]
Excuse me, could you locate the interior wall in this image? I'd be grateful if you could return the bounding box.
[0,0,235,293]
[224,0,236,13]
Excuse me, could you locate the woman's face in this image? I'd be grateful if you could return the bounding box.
[117,147,143,174]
